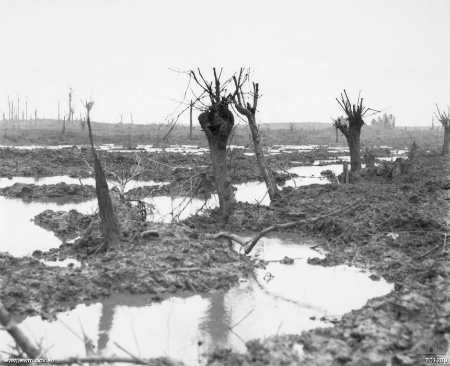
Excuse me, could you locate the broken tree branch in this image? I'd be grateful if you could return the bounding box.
[50,356,181,365]
[213,200,363,254]
[0,301,41,358]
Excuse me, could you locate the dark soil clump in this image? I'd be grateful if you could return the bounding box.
[0,182,95,200]
[34,209,91,238]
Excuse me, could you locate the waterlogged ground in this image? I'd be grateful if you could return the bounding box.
[0,162,346,256]
[0,143,448,366]
[0,237,392,366]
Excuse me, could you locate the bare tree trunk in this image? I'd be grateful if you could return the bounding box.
[189,100,193,140]
[60,116,66,141]
[334,91,377,173]
[443,126,450,155]
[68,88,73,121]
[342,161,349,183]
[346,125,362,171]
[233,79,280,201]
[198,100,235,218]
[238,108,280,200]
[85,102,121,252]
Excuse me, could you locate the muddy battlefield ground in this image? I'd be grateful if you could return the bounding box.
[0,121,449,366]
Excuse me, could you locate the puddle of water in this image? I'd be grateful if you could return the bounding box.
[272,145,321,151]
[0,196,97,256]
[144,195,219,223]
[40,258,81,268]
[284,164,344,187]
[0,236,393,365]
[250,238,391,315]
[328,147,350,153]
[0,145,75,150]
[234,181,271,206]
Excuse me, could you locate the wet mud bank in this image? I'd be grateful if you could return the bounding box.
[0,146,339,186]
[0,182,96,200]
[188,153,450,365]
[0,221,253,320]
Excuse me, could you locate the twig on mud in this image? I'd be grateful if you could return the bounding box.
[418,244,442,259]
[310,245,322,253]
[89,240,106,255]
[213,200,363,254]
[185,280,198,292]
[417,233,448,259]
[350,250,360,266]
[320,316,340,325]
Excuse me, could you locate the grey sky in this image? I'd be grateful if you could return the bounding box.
[1,0,449,126]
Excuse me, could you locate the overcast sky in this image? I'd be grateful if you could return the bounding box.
[1,0,449,126]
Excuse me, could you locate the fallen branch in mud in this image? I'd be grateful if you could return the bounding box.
[418,233,447,259]
[50,357,182,365]
[418,244,441,259]
[0,301,40,358]
[213,200,363,254]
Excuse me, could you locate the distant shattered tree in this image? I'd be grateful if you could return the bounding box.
[84,99,121,252]
[192,68,236,218]
[232,69,281,201]
[59,116,66,141]
[333,90,378,172]
[434,104,450,155]
[68,87,75,121]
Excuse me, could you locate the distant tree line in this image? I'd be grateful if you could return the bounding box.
[370,113,395,129]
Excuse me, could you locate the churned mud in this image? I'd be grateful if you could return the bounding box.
[1,140,448,365]
[0,219,253,320]
[0,182,96,200]
[0,146,329,188]
[197,153,450,365]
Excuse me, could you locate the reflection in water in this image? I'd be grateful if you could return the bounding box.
[97,296,116,352]
[144,195,219,223]
[199,292,231,350]
[0,237,393,366]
